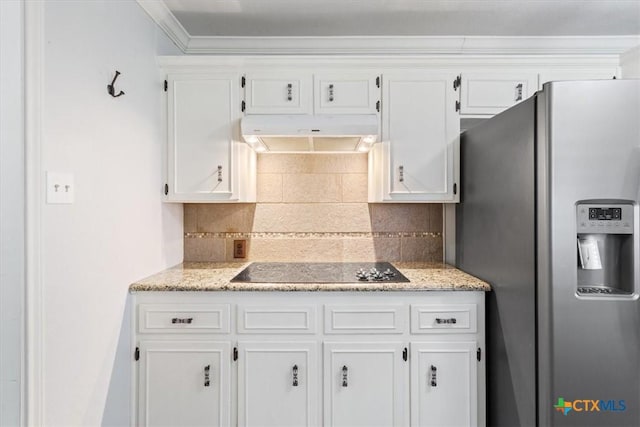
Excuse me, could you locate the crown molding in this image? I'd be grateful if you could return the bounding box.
[185,35,640,56]
[136,0,190,52]
[135,1,639,56]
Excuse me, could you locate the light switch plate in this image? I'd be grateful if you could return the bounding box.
[46,172,74,204]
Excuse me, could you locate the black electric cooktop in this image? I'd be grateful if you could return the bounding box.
[230,262,410,284]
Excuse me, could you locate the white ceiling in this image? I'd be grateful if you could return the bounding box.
[163,0,640,37]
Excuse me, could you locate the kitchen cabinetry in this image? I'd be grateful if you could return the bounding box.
[238,341,319,426]
[244,73,313,114]
[132,291,485,426]
[314,74,380,114]
[137,340,231,427]
[410,342,477,427]
[369,72,460,202]
[324,342,405,426]
[165,73,256,202]
[458,72,538,115]
[538,70,616,88]
[244,72,379,115]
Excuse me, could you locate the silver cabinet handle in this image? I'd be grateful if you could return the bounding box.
[171,317,193,324]
[287,83,293,101]
[342,365,348,387]
[217,165,222,183]
[292,364,299,387]
[204,365,211,387]
[399,165,404,183]
[435,317,457,324]
[430,365,437,387]
[515,83,523,101]
[328,84,334,102]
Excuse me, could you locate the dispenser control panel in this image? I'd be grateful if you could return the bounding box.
[577,203,634,234]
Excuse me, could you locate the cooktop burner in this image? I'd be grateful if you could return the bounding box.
[230,262,409,284]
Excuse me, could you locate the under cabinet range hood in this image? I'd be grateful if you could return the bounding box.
[241,114,379,153]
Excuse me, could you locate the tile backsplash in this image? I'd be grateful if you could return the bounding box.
[184,153,443,262]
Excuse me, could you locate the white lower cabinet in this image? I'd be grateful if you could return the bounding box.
[410,342,477,427]
[138,341,230,427]
[133,292,485,427]
[237,341,318,427]
[324,342,405,427]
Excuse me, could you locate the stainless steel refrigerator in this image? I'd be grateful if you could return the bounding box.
[456,79,640,427]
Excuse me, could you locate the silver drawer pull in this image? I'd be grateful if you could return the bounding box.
[171,317,193,324]
[292,364,299,387]
[217,165,223,183]
[435,317,457,324]
[342,365,348,387]
[204,365,211,387]
[399,165,404,183]
[515,83,523,101]
[287,83,293,101]
[430,365,437,387]
[328,84,334,102]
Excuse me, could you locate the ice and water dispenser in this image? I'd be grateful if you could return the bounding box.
[576,201,637,296]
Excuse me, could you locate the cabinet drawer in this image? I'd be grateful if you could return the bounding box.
[138,304,230,334]
[410,304,477,334]
[237,305,317,334]
[324,304,407,334]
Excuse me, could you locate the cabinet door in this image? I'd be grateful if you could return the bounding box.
[138,341,230,427]
[538,69,617,89]
[314,74,380,114]
[459,73,538,115]
[238,341,318,427]
[324,342,406,427]
[245,73,312,114]
[166,73,240,201]
[377,72,459,202]
[410,342,477,427]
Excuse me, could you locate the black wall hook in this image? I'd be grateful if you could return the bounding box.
[107,70,125,97]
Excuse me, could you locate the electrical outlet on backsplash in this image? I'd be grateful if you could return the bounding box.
[183,154,443,263]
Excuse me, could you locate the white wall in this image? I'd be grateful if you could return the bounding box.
[1,1,25,425]
[40,1,182,425]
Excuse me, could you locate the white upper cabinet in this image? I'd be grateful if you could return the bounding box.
[538,69,617,89]
[459,72,538,115]
[166,73,256,202]
[370,72,459,203]
[244,73,313,114]
[245,72,380,115]
[314,74,380,114]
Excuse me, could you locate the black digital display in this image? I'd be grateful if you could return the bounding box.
[589,207,622,221]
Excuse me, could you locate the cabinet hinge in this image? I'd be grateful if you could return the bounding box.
[134,347,140,361]
[164,80,168,92]
[376,100,380,113]
[241,76,246,88]
[164,183,168,196]
[402,347,408,362]
[241,100,246,112]
[453,75,461,90]
[477,348,482,362]
[376,76,380,88]
[455,100,460,112]
[453,183,457,195]
[233,347,238,361]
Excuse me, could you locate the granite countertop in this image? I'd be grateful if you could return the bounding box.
[130,262,491,292]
